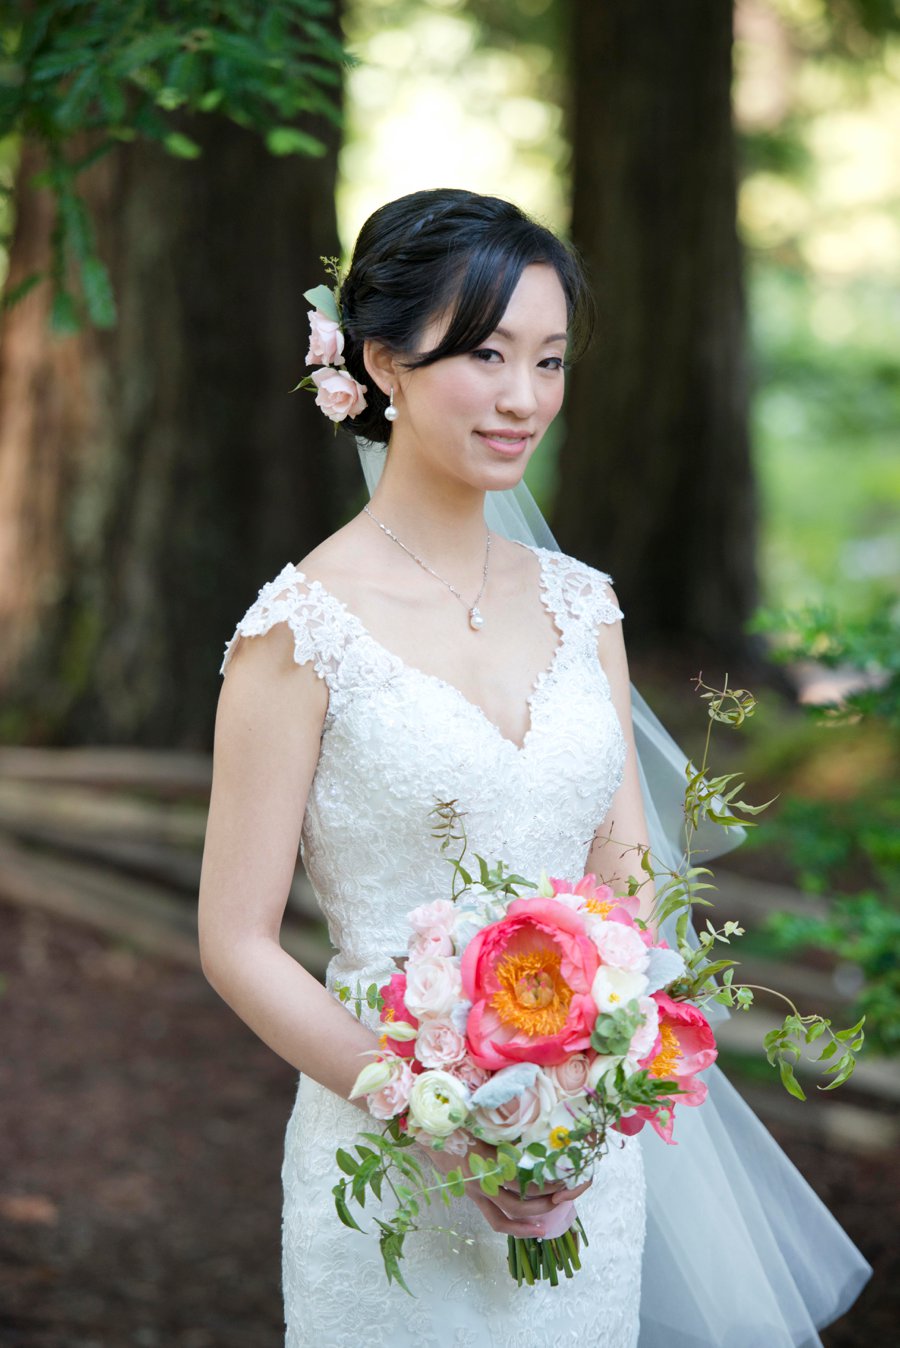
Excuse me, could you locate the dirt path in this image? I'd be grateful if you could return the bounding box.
[1,899,893,1346]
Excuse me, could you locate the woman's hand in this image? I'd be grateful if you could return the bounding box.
[424,1135,593,1238]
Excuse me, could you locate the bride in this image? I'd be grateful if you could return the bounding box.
[198,189,870,1346]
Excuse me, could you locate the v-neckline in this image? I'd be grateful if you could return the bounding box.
[295,542,564,755]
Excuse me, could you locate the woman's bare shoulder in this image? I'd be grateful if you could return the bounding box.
[292,517,380,595]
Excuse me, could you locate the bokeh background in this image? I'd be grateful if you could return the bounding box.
[0,2,897,1344]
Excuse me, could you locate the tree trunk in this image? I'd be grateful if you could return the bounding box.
[558,0,756,659]
[0,114,349,748]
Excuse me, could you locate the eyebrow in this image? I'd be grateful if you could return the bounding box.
[493,326,568,343]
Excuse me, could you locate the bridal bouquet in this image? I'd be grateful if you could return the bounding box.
[333,678,866,1293]
[337,859,714,1289]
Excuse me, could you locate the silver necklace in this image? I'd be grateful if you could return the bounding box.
[363,505,491,631]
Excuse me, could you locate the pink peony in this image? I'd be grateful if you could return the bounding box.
[415,1018,467,1069]
[368,1059,415,1120]
[309,367,367,422]
[551,874,642,928]
[379,972,419,1059]
[305,308,345,366]
[461,897,599,1070]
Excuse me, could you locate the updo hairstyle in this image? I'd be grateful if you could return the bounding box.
[338,189,594,446]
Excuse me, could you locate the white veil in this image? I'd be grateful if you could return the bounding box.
[358,442,872,1346]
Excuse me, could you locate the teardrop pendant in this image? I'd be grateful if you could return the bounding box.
[469,606,484,631]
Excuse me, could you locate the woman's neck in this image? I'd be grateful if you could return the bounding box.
[366,451,490,568]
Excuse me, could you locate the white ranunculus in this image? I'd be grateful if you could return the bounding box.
[404,955,463,1019]
[591,965,649,1014]
[407,1070,470,1138]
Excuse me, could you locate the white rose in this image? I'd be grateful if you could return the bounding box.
[415,1018,467,1069]
[591,965,648,1014]
[407,1070,470,1138]
[404,955,463,1019]
[592,922,650,974]
[472,1068,557,1145]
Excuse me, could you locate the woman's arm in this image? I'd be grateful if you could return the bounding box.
[585,594,657,930]
[198,621,379,1103]
[198,618,586,1236]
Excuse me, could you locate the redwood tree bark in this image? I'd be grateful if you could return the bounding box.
[0,116,349,747]
[558,0,756,658]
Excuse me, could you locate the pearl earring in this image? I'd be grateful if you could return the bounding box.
[384,387,398,422]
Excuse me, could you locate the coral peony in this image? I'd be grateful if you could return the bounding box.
[461,897,599,1069]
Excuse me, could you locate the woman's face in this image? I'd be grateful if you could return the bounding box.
[392,263,569,494]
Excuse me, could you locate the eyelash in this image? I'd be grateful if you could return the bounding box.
[471,348,566,371]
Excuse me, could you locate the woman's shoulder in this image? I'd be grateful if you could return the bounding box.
[527,544,624,627]
[219,545,359,681]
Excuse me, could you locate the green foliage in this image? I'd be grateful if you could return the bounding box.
[0,0,347,328]
[753,605,900,729]
[750,605,900,1053]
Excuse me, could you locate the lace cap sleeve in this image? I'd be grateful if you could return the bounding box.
[219,564,346,684]
[538,549,624,631]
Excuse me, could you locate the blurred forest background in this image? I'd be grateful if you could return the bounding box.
[0,1,898,1345]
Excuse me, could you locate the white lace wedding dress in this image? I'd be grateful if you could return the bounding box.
[221,544,646,1347]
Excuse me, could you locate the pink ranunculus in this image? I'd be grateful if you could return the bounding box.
[461,897,600,1070]
[368,1059,415,1120]
[309,367,367,422]
[546,1052,592,1099]
[379,972,419,1059]
[404,955,463,1020]
[450,1055,491,1094]
[305,309,345,366]
[472,1068,558,1145]
[415,1018,467,1069]
[439,1129,471,1157]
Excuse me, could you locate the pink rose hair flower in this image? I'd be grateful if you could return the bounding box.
[309,367,367,422]
[461,897,599,1070]
[305,308,345,366]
